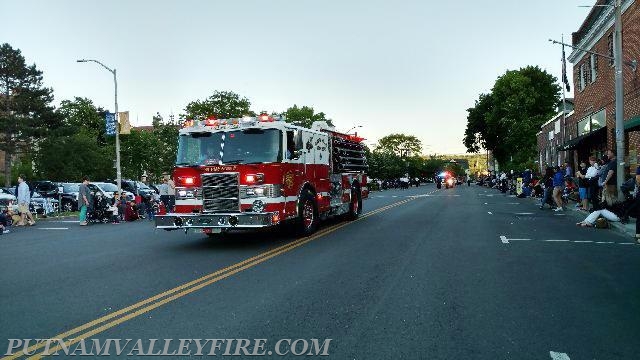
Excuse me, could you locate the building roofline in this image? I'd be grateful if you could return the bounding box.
[568,0,634,63]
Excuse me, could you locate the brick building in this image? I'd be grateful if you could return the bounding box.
[558,0,640,174]
[537,100,575,172]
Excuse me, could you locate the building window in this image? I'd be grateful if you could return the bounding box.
[548,130,554,141]
[554,120,561,134]
[590,53,597,83]
[577,108,606,136]
[608,33,614,66]
[579,63,586,91]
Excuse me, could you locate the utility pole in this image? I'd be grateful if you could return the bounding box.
[77,59,122,195]
[614,0,625,199]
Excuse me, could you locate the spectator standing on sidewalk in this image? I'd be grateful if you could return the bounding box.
[166,175,176,212]
[78,176,91,226]
[552,166,565,212]
[602,149,617,196]
[575,161,590,211]
[159,175,170,211]
[540,167,555,209]
[564,161,573,178]
[585,156,600,210]
[16,175,35,226]
[633,166,640,244]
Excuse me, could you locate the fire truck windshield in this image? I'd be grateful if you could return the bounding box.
[176,128,282,166]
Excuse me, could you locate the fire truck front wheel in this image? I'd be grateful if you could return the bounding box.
[297,190,319,236]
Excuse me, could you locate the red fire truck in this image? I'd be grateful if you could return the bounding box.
[155,114,369,236]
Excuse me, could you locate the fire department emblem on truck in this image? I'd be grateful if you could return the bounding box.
[283,171,294,190]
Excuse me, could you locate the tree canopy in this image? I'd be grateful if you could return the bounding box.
[283,105,333,129]
[0,43,57,186]
[374,133,422,157]
[182,90,253,120]
[463,65,560,170]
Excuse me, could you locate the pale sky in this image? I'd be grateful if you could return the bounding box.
[3,0,591,154]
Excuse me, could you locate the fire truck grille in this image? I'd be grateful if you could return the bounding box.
[201,173,240,212]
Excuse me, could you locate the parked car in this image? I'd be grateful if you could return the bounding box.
[0,190,17,213]
[93,182,135,201]
[55,182,81,212]
[30,181,59,198]
[112,180,156,201]
[30,192,59,216]
[1,187,58,215]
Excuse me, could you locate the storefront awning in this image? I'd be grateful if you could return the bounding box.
[557,126,606,151]
[624,116,640,131]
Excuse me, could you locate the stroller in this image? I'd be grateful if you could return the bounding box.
[87,191,112,223]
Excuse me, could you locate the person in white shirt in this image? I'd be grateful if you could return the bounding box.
[584,156,600,210]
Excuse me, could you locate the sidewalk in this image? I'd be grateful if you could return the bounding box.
[536,197,636,238]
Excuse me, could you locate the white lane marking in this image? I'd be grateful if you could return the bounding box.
[544,239,570,242]
[619,243,636,245]
[508,238,532,241]
[37,227,69,230]
[484,202,488,205]
[554,214,566,216]
[574,240,593,243]
[500,235,509,244]
[549,351,570,360]
[595,241,614,244]
[515,212,534,215]
[488,212,493,215]
[506,202,520,205]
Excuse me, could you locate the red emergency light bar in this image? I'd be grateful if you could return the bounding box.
[259,114,274,122]
[330,131,365,143]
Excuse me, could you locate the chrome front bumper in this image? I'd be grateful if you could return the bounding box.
[155,212,278,230]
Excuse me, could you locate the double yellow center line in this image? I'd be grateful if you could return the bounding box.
[5,191,433,360]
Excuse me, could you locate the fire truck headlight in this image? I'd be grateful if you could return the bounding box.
[254,187,265,197]
[252,200,265,213]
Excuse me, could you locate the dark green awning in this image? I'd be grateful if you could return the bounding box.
[557,126,606,151]
[624,116,640,131]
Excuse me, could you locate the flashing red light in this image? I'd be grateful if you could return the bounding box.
[259,114,273,122]
[245,173,264,184]
[204,118,219,127]
[271,213,280,224]
[179,176,195,185]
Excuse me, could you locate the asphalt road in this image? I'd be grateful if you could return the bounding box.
[1,184,639,359]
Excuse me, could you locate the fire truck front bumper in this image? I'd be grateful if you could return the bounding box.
[155,212,280,230]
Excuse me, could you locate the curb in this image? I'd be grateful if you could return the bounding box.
[531,197,635,238]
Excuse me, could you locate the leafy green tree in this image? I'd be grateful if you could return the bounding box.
[56,97,108,142]
[283,105,333,129]
[375,133,422,157]
[0,43,58,186]
[463,65,560,170]
[35,130,114,181]
[182,90,253,120]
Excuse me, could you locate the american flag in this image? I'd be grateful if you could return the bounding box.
[562,44,571,92]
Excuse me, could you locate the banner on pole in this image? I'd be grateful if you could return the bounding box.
[105,113,116,136]
[119,111,131,134]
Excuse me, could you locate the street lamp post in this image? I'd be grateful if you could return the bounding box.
[76,59,122,195]
[613,0,625,199]
[345,125,362,134]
